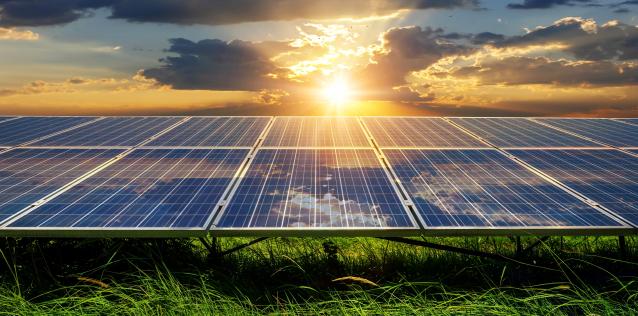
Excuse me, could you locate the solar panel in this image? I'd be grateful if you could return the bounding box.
[8,149,248,233]
[450,118,600,148]
[0,148,122,223]
[536,119,638,147]
[214,149,417,232]
[383,149,623,229]
[620,119,638,126]
[0,117,97,146]
[32,117,182,147]
[146,117,270,147]
[0,117,16,124]
[507,149,638,227]
[262,117,370,147]
[363,117,486,148]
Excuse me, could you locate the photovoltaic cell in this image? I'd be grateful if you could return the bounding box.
[450,118,600,148]
[262,117,370,147]
[0,117,96,146]
[537,119,638,147]
[146,117,270,147]
[0,148,122,223]
[507,149,638,227]
[0,117,15,124]
[32,117,182,147]
[620,119,638,126]
[363,117,485,148]
[215,149,416,230]
[9,149,248,230]
[384,149,622,228]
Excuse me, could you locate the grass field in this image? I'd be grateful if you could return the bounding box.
[0,236,636,315]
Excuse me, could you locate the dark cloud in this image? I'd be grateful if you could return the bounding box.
[359,26,474,90]
[494,18,638,61]
[450,56,638,86]
[142,38,287,91]
[506,0,592,9]
[0,0,110,27]
[0,0,478,27]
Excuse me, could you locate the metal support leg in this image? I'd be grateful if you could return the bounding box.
[378,237,509,261]
[520,236,550,256]
[619,235,627,258]
[219,237,270,256]
[516,237,522,257]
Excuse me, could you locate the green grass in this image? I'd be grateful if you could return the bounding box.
[0,236,636,315]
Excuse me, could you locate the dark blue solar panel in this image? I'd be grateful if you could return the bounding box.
[384,149,622,228]
[620,119,638,126]
[0,117,96,146]
[0,148,122,223]
[33,117,182,147]
[9,149,248,229]
[146,117,270,147]
[450,118,599,147]
[0,117,16,124]
[364,117,486,148]
[537,119,638,147]
[216,149,416,229]
[508,149,638,227]
[263,117,370,147]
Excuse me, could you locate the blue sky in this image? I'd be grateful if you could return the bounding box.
[0,0,637,116]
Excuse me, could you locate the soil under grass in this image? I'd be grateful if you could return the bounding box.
[0,236,636,315]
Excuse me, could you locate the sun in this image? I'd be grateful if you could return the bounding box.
[322,75,352,106]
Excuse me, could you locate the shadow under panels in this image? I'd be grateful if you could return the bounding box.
[144,117,270,147]
[362,117,486,148]
[0,117,97,146]
[3,149,250,237]
[31,117,182,147]
[535,118,638,148]
[449,118,600,148]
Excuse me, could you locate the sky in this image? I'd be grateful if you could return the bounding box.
[0,0,637,117]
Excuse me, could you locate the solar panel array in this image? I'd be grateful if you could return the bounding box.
[0,116,636,237]
[535,118,638,148]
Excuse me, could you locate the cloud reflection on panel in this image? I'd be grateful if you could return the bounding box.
[384,149,623,228]
[216,149,415,230]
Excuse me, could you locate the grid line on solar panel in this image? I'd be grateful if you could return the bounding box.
[32,117,184,147]
[617,119,638,127]
[535,118,638,148]
[382,148,625,229]
[262,117,371,148]
[213,148,417,231]
[449,118,600,148]
[0,117,99,146]
[362,117,486,148]
[0,117,19,124]
[145,117,271,147]
[0,148,123,224]
[506,148,638,227]
[6,149,249,232]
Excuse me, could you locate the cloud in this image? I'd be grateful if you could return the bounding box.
[507,0,592,9]
[0,75,153,96]
[142,38,288,91]
[0,27,38,40]
[450,56,638,86]
[494,17,638,61]
[0,0,479,27]
[0,0,109,27]
[358,26,474,95]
